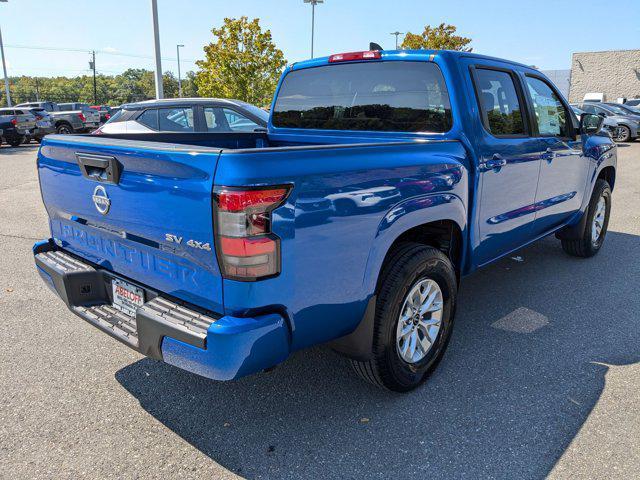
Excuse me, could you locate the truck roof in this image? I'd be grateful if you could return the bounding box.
[290,49,537,72]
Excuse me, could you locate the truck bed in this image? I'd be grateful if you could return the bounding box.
[38,133,469,352]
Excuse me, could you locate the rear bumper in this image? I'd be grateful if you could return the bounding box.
[33,239,290,381]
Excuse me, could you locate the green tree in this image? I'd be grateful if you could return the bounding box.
[181,71,199,97]
[401,23,472,52]
[195,17,286,106]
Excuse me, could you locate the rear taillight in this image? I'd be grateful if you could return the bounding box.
[35,115,43,121]
[213,186,291,281]
[105,113,111,120]
[78,113,86,122]
[328,50,381,63]
[10,118,17,126]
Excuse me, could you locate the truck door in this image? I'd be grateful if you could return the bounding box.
[470,65,542,266]
[522,74,587,235]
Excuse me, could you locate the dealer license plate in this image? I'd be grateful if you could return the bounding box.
[111,278,145,317]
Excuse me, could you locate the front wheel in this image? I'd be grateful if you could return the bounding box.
[561,179,611,257]
[350,243,457,392]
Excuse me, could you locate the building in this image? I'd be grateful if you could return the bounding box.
[569,49,640,103]
[541,69,571,99]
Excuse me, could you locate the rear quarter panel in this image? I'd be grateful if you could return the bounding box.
[215,141,469,350]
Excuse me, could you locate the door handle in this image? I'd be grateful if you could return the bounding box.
[76,152,122,184]
[481,154,507,171]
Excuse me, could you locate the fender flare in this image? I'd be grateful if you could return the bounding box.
[362,192,467,295]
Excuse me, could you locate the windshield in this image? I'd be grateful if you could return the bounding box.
[611,104,639,115]
[272,61,452,133]
[603,104,630,115]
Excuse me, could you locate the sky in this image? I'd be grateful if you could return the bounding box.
[0,0,638,78]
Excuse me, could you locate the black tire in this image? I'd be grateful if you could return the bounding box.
[561,179,611,258]
[614,125,631,143]
[56,123,73,134]
[350,243,457,392]
[8,136,24,147]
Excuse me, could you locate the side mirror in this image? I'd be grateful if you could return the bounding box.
[580,113,604,135]
[598,112,607,117]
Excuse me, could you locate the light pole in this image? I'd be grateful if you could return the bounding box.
[0,0,11,107]
[303,0,323,59]
[176,44,184,98]
[390,31,405,50]
[150,0,164,99]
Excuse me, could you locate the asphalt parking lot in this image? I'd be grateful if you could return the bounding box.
[1,141,639,479]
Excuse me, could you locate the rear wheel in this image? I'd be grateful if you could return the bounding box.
[56,123,73,134]
[8,136,24,147]
[350,243,457,392]
[561,179,611,257]
[614,125,631,142]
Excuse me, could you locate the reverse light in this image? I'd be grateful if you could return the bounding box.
[213,186,291,280]
[329,50,381,63]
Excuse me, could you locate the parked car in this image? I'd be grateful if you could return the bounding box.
[94,98,268,135]
[624,99,640,108]
[90,105,112,124]
[603,102,640,116]
[16,101,86,134]
[33,49,616,392]
[22,107,56,142]
[0,108,37,146]
[572,102,640,142]
[58,103,101,132]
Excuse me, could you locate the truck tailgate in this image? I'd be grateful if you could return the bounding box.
[37,135,224,313]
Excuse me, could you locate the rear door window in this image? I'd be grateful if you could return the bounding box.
[158,107,194,132]
[473,68,526,136]
[272,61,452,132]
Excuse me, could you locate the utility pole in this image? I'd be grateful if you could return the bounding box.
[390,31,405,50]
[176,44,184,98]
[304,0,323,59]
[89,50,97,104]
[0,24,11,107]
[151,0,164,99]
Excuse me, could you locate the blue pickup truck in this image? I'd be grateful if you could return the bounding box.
[34,50,616,391]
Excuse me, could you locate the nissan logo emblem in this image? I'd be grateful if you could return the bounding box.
[92,185,111,215]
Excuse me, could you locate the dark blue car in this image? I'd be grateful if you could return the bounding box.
[33,49,615,392]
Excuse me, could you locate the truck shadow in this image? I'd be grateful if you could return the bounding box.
[115,230,640,479]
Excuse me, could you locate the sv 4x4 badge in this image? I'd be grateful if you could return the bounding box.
[165,233,212,251]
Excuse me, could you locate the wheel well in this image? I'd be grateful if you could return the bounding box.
[598,166,616,190]
[381,220,462,281]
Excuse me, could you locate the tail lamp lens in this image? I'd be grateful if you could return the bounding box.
[214,186,290,280]
[78,113,86,122]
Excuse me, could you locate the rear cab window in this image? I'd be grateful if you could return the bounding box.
[272,61,453,133]
[473,68,526,136]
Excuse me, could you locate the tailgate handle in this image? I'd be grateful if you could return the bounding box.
[76,153,122,185]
